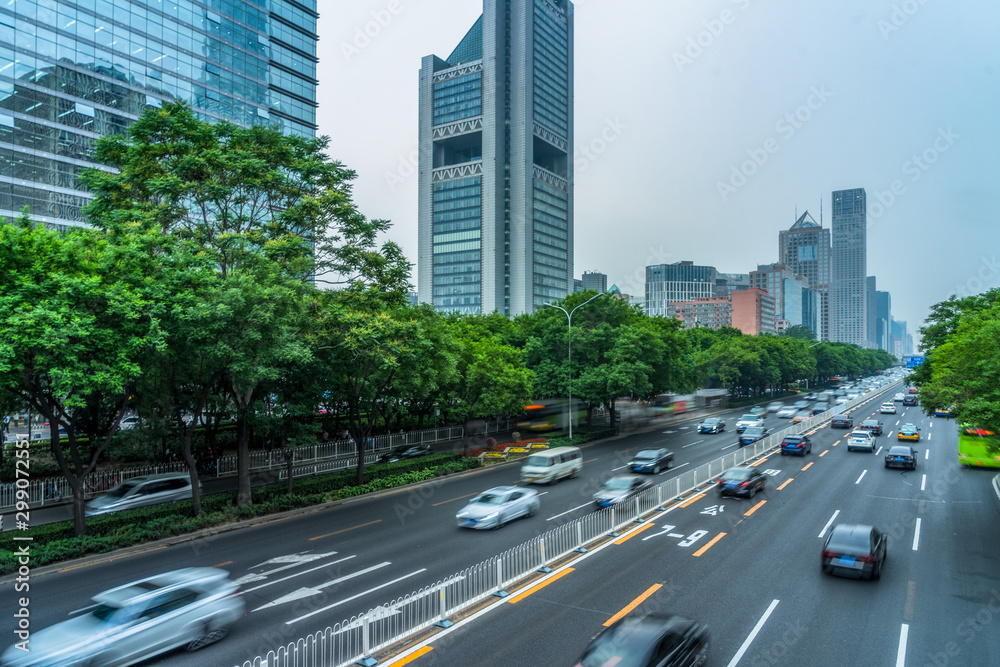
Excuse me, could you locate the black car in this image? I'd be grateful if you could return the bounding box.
[780,434,812,456]
[697,417,725,434]
[859,419,883,436]
[377,445,432,464]
[628,448,674,474]
[810,402,830,416]
[822,524,886,580]
[830,414,853,429]
[885,445,917,470]
[738,426,769,447]
[716,466,766,498]
[574,613,709,667]
[903,395,917,406]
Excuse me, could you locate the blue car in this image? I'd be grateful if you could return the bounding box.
[739,426,768,447]
[780,434,812,456]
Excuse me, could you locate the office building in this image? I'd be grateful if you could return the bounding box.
[778,211,832,340]
[1,0,319,231]
[866,276,877,348]
[670,297,732,330]
[875,290,891,352]
[418,0,575,315]
[731,288,776,335]
[645,261,718,317]
[890,319,907,357]
[715,272,750,296]
[830,188,868,346]
[749,263,813,331]
[581,270,607,293]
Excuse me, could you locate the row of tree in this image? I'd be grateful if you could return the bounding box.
[0,102,894,536]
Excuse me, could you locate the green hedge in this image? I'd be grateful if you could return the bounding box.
[0,454,479,574]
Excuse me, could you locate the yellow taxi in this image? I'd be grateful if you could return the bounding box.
[897,423,920,441]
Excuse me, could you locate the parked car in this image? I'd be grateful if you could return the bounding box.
[739,426,769,447]
[573,613,709,667]
[735,414,764,433]
[846,430,876,453]
[766,401,784,413]
[456,486,540,529]
[85,473,200,517]
[717,466,766,498]
[780,434,812,456]
[821,524,886,580]
[593,475,654,508]
[776,406,798,419]
[902,395,917,406]
[628,448,674,474]
[859,419,883,436]
[880,403,897,414]
[885,445,917,470]
[830,414,854,429]
[697,417,725,434]
[897,424,920,442]
[377,444,432,464]
[0,568,245,667]
[118,415,141,430]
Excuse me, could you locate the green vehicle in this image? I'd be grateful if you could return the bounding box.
[958,425,1000,468]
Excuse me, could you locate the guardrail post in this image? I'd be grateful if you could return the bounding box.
[538,538,552,573]
[634,496,644,523]
[607,508,620,538]
[357,613,377,666]
[435,587,453,628]
[493,560,508,597]
[657,485,666,511]
[575,521,588,553]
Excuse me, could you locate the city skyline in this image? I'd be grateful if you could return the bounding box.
[286,3,993,347]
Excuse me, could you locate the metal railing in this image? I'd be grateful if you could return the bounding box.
[236,382,901,667]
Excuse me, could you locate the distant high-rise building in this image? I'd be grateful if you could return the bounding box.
[715,272,750,296]
[830,189,868,346]
[875,291,891,352]
[731,288,776,335]
[0,0,319,231]
[779,211,832,340]
[890,319,907,357]
[418,0,575,315]
[645,261,718,317]
[866,276,877,348]
[670,297,732,330]
[749,263,812,331]
[573,278,584,294]
[581,271,608,293]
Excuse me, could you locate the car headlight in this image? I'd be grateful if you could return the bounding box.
[483,512,499,520]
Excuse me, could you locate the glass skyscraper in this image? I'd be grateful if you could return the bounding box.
[418,0,574,315]
[0,0,318,231]
[830,188,868,346]
[779,210,831,341]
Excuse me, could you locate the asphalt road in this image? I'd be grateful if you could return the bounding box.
[2,381,935,667]
[383,391,1000,667]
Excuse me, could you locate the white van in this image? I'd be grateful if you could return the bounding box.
[520,446,583,485]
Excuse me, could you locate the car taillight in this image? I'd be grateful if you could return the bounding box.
[717,480,724,486]
[822,550,838,559]
[857,555,874,564]
[740,481,749,487]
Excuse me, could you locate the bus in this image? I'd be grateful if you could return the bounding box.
[517,400,587,432]
[957,425,1000,468]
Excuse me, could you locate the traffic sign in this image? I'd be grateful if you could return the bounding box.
[905,356,925,368]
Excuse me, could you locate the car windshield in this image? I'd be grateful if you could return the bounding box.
[604,477,634,491]
[784,436,803,443]
[524,455,552,467]
[103,481,139,499]
[702,418,719,425]
[889,447,911,456]
[721,469,750,481]
[91,603,124,623]
[473,493,506,505]
[743,427,764,436]
[634,451,658,461]
[579,636,652,667]
[850,431,869,439]
[862,420,879,427]
[902,424,917,432]
[740,415,756,421]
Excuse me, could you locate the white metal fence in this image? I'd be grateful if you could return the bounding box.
[235,382,901,667]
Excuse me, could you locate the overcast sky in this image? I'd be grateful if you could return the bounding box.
[315,0,1000,347]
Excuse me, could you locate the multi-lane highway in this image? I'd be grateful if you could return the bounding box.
[5,381,997,667]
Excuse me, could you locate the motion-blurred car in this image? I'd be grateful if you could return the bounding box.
[85,473,200,517]
[118,415,141,430]
[846,430,876,453]
[791,411,811,424]
[697,417,725,434]
[738,426,769,447]
[377,444,432,464]
[902,395,917,406]
[776,406,798,419]
[780,434,812,456]
[628,448,674,474]
[717,466,766,498]
[897,424,920,442]
[456,486,540,529]
[749,406,767,417]
[885,445,917,470]
[593,475,654,508]
[766,401,784,413]
[893,393,905,402]
[573,613,709,667]
[880,403,896,414]
[793,400,810,410]
[811,402,830,415]
[735,414,765,433]
[934,404,956,417]
[821,524,886,580]
[0,568,245,667]
[830,414,853,429]
[859,419,883,436]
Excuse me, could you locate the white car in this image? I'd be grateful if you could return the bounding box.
[776,406,798,419]
[456,486,540,529]
[847,430,877,453]
[880,403,897,414]
[846,393,860,401]
[118,415,141,430]
[735,414,765,432]
[893,393,905,402]
[766,402,784,413]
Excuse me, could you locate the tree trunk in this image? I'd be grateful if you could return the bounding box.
[235,410,251,507]
[285,444,295,494]
[179,429,201,516]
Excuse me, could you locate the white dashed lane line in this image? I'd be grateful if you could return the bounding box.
[855,470,867,484]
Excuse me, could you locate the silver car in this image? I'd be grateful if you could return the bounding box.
[847,430,877,453]
[456,486,540,529]
[85,473,200,517]
[1,568,245,666]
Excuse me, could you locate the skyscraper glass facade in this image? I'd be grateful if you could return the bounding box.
[831,188,868,346]
[645,262,718,317]
[779,211,831,340]
[1,0,318,230]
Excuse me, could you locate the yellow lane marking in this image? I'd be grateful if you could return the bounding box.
[432,492,476,507]
[679,493,706,508]
[744,500,767,517]
[507,568,575,604]
[777,478,794,491]
[603,584,663,627]
[751,457,769,467]
[801,462,814,471]
[832,439,841,447]
[310,519,382,541]
[59,545,169,572]
[213,560,233,568]
[393,646,434,665]
[614,522,657,545]
[584,458,599,464]
[693,532,727,557]
[819,450,829,457]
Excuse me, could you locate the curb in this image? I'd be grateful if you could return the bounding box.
[992,474,1000,504]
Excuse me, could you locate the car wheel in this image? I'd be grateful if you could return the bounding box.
[666,458,673,469]
[873,558,882,580]
[693,644,709,667]
[748,486,756,499]
[822,563,833,575]
[186,624,229,651]
[653,465,661,474]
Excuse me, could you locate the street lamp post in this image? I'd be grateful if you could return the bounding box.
[543,292,605,439]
